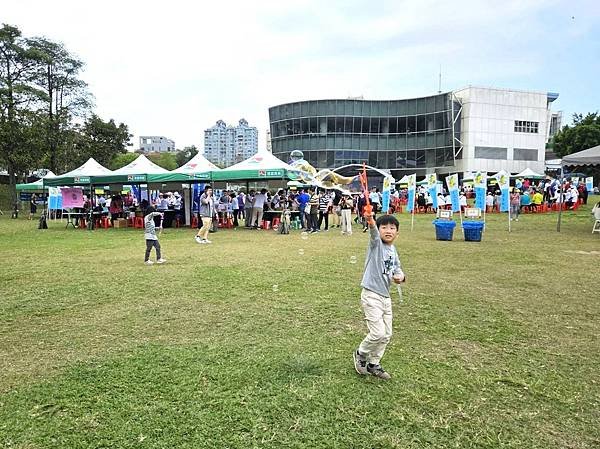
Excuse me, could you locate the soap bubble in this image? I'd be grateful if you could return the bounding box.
[272,284,279,292]
[298,249,305,256]
[349,255,357,264]
[300,231,309,240]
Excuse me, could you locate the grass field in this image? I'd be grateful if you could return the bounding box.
[1,201,599,448]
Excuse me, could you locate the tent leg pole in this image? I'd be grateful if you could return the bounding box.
[557,165,564,232]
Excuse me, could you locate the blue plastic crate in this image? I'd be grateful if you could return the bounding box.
[432,219,456,241]
[462,221,484,242]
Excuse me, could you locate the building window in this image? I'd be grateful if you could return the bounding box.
[474,146,507,160]
[514,120,539,133]
[514,148,538,161]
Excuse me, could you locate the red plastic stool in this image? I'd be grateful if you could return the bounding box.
[191,215,198,228]
[127,216,135,227]
[262,220,271,230]
[79,217,87,229]
[272,217,281,227]
[134,216,144,228]
[101,216,111,229]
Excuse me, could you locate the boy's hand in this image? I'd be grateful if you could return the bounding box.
[392,271,405,284]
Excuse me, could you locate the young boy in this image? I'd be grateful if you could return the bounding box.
[353,213,405,380]
[144,206,166,265]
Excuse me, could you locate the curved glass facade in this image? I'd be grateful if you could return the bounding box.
[269,93,461,173]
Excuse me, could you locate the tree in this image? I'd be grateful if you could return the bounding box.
[110,152,138,170]
[28,37,92,172]
[148,152,177,170]
[73,114,131,169]
[553,112,600,158]
[0,24,46,204]
[176,145,198,167]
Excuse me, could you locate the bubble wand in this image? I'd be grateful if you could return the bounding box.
[359,163,373,225]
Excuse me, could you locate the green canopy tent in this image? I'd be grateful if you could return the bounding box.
[212,151,298,183]
[16,171,56,192]
[43,158,114,187]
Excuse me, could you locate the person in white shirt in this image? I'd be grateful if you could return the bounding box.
[486,192,494,212]
[436,193,446,209]
[459,192,468,211]
[251,189,267,228]
[231,192,239,227]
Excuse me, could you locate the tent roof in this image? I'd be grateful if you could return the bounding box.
[172,153,220,173]
[513,168,545,178]
[16,171,57,191]
[58,158,113,178]
[562,145,600,166]
[223,151,295,172]
[111,154,168,175]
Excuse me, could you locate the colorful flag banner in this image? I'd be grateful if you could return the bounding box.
[586,177,594,192]
[445,174,460,212]
[495,170,510,212]
[427,173,438,209]
[61,187,84,208]
[474,171,487,210]
[406,174,416,213]
[381,175,394,213]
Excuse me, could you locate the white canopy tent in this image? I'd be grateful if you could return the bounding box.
[110,154,169,176]
[172,153,220,174]
[512,168,545,179]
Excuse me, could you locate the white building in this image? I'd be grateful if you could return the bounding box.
[450,86,559,175]
[139,136,176,153]
[204,119,258,167]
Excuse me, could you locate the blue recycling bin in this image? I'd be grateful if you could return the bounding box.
[432,219,456,241]
[462,221,484,242]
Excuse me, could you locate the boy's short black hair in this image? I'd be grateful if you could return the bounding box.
[145,206,155,216]
[376,214,399,230]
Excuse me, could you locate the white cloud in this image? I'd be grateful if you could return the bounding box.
[3,0,599,153]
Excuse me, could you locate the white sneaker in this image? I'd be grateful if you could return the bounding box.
[204,239,212,244]
[157,258,166,264]
[145,260,154,265]
[194,236,202,243]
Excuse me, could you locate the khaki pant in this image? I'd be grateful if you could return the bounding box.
[341,209,352,234]
[197,217,212,240]
[358,288,392,365]
[251,207,263,227]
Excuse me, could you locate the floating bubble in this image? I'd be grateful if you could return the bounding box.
[272,284,279,292]
[349,255,357,264]
[300,231,309,240]
[298,249,305,256]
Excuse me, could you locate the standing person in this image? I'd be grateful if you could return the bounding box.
[295,189,310,230]
[251,189,267,229]
[144,206,166,265]
[237,191,245,220]
[317,190,332,231]
[231,192,240,227]
[369,187,381,219]
[353,213,405,380]
[308,188,320,233]
[330,190,341,228]
[510,188,521,221]
[245,190,255,228]
[340,193,354,235]
[29,194,37,220]
[194,186,215,244]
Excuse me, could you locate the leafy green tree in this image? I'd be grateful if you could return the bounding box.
[148,152,177,170]
[72,114,131,170]
[110,152,138,170]
[0,24,46,204]
[176,145,198,167]
[28,37,92,172]
[553,112,600,158]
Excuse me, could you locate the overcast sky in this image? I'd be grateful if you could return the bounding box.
[3,0,599,152]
